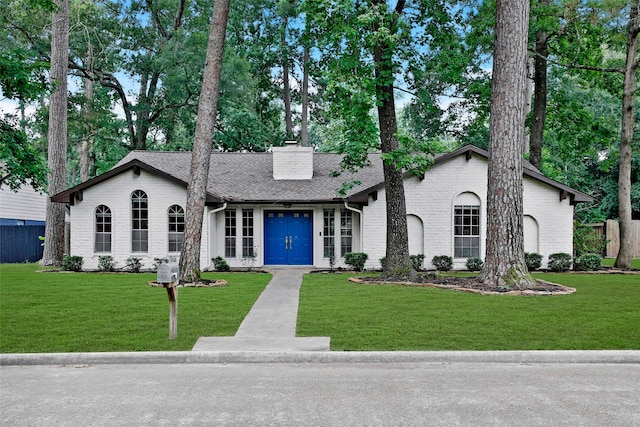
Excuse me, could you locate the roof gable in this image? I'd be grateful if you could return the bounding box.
[347,145,594,205]
[52,146,593,205]
[52,151,385,204]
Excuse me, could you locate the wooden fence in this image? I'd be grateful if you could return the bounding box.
[0,225,46,263]
[587,220,640,258]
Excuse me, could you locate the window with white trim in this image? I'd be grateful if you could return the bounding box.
[131,190,148,252]
[340,208,352,256]
[168,205,184,252]
[95,205,111,252]
[323,209,335,258]
[454,205,480,258]
[225,209,236,258]
[242,209,254,257]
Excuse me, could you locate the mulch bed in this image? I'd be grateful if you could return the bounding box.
[349,275,576,296]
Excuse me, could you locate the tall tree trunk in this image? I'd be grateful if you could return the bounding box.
[615,3,639,270]
[372,0,413,278]
[528,14,548,171]
[41,0,69,266]
[179,0,230,282]
[477,0,536,289]
[282,16,294,140]
[300,45,310,147]
[79,39,94,182]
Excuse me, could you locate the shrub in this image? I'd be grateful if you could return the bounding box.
[379,257,386,271]
[62,255,83,272]
[465,257,483,271]
[548,252,572,272]
[98,256,116,272]
[212,256,230,272]
[525,253,542,271]
[125,257,143,273]
[575,253,602,271]
[410,254,425,271]
[573,222,606,257]
[432,255,453,272]
[344,252,368,272]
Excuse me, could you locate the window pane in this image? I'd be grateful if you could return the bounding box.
[225,209,236,258]
[95,205,112,253]
[323,209,335,258]
[242,209,254,257]
[131,191,148,252]
[168,205,184,252]
[453,205,480,259]
[340,208,353,256]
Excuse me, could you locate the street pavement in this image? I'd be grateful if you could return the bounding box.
[1,269,639,426]
[1,360,639,426]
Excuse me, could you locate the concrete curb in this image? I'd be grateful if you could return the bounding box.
[2,350,639,366]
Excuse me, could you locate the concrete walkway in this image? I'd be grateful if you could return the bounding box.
[192,268,330,352]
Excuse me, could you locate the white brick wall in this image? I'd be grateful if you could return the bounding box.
[272,146,314,180]
[207,203,358,269]
[69,170,204,271]
[69,155,574,272]
[363,155,574,270]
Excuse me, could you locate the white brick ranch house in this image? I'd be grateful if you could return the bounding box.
[51,143,593,271]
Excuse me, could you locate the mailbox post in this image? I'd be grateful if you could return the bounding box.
[156,262,179,339]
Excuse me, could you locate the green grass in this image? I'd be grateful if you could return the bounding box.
[601,258,640,269]
[297,272,640,351]
[0,264,270,353]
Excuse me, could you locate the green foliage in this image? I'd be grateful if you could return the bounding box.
[98,256,116,272]
[574,253,602,271]
[62,256,84,272]
[212,256,230,272]
[465,257,483,272]
[0,118,47,192]
[0,49,49,101]
[548,253,573,272]
[432,255,453,272]
[525,253,543,271]
[125,257,143,273]
[410,254,425,271]
[573,222,607,257]
[344,252,368,272]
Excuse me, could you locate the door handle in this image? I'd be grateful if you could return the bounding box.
[289,236,293,250]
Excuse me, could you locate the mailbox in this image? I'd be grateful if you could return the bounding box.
[157,262,179,284]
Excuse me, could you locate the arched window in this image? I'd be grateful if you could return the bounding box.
[131,190,148,252]
[407,214,424,256]
[95,205,112,252]
[523,215,539,254]
[453,192,481,258]
[168,205,185,252]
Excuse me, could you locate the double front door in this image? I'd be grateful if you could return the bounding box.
[264,211,313,265]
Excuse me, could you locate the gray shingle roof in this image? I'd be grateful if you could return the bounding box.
[113,150,386,203]
[52,145,593,205]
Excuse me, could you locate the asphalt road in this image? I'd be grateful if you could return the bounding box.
[2,361,639,426]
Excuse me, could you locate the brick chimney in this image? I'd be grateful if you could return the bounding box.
[272,141,314,180]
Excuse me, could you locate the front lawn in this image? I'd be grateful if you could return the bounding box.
[601,258,640,269]
[0,264,270,353]
[297,272,640,351]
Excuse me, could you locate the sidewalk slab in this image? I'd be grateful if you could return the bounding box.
[192,336,331,352]
[2,350,639,366]
[234,268,309,338]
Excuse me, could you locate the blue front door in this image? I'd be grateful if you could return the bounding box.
[264,211,313,265]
